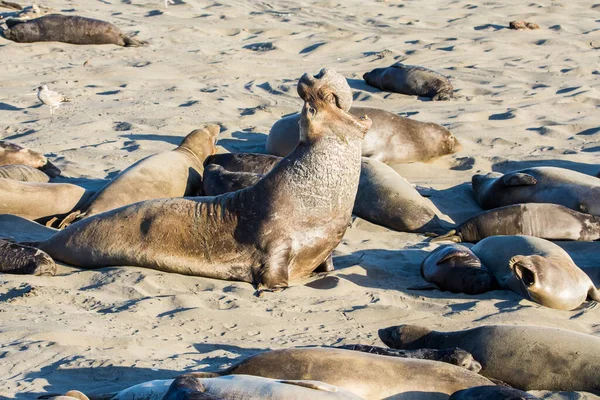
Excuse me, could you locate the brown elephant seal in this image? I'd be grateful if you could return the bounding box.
[433,203,600,243]
[471,235,600,310]
[203,154,451,234]
[0,140,60,177]
[450,386,540,400]
[0,238,55,275]
[1,68,371,291]
[472,167,600,215]
[417,244,495,295]
[338,344,482,372]
[362,63,454,101]
[379,324,600,393]
[58,126,220,228]
[0,164,50,182]
[266,106,460,163]
[186,347,494,399]
[3,14,145,46]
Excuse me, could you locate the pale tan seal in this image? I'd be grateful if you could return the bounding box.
[379,324,600,393]
[0,140,60,177]
[266,106,460,163]
[3,14,145,46]
[1,68,370,291]
[472,167,600,215]
[58,125,220,228]
[363,63,454,100]
[0,164,50,182]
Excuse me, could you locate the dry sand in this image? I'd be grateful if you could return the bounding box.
[1,0,599,398]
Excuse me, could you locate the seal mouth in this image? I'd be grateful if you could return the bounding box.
[509,258,536,294]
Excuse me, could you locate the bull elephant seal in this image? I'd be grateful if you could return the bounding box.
[450,386,540,400]
[0,238,55,275]
[58,125,220,228]
[471,235,600,310]
[266,106,460,163]
[363,63,454,100]
[472,167,600,215]
[3,14,145,46]
[0,140,60,177]
[0,69,371,291]
[434,203,600,243]
[0,164,50,182]
[203,154,451,234]
[379,324,600,393]
[418,244,495,294]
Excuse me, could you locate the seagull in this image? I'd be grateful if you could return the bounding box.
[164,0,175,7]
[35,85,70,116]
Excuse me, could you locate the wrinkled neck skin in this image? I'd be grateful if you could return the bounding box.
[175,145,211,170]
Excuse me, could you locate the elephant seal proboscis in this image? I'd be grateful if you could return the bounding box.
[433,203,600,243]
[0,164,51,182]
[203,154,452,234]
[0,68,371,292]
[266,106,460,163]
[0,140,60,177]
[0,238,55,275]
[450,386,541,400]
[379,324,600,393]
[363,63,454,100]
[472,167,600,215]
[417,244,495,295]
[58,125,220,228]
[3,14,145,46]
[471,235,599,310]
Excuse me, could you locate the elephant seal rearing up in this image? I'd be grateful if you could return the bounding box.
[0,68,371,291]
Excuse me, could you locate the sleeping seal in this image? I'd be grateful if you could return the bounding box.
[0,164,51,182]
[0,140,60,177]
[0,238,55,275]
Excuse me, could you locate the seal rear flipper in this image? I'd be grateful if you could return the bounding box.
[123,36,146,47]
[58,210,84,229]
[501,172,537,187]
[587,286,600,302]
[430,229,462,243]
[0,238,56,276]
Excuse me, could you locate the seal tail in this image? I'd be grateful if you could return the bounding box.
[0,238,56,276]
[429,229,462,243]
[123,36,146,47]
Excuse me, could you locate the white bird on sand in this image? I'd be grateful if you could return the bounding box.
[164,0,175,7]
[35,84,70,116]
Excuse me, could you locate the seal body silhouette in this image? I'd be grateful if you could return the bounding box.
[0,164,51,182]
[0,140,60,177]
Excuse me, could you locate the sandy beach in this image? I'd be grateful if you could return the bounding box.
[1,0,599,398]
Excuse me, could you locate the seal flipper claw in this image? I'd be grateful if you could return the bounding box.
[123,36,145,47]
[430,229,461,243]
[58,210,83,229]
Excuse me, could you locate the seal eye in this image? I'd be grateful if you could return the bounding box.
[307,106,317,118]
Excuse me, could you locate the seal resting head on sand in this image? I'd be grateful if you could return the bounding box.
[0,140,60,177]
[1,68,371,292]
[3,14,145,46]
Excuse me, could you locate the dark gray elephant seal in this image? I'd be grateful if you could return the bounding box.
[471,235,600,310]
[0,164,50,182]
[472,167,600,215]
[266,106,460,163]
[418,244,495,294]
[379,324,600,393]
[3,14,145,46]
[58,126,220,228]
[363,63,454,100]
[450,386,541,400]
[0,238,55,275]
[0,141,60,177]
[203,154,451,234]
[0,69,371,291]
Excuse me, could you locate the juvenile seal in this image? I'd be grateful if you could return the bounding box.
[0,140,60,177]
[0,164,50,182]
[450,386,540,400]
[3,14,145,46]
[363,63,454,101]
[0,238,55,275]
[59,125,220,228]
[1,69,371,291]
[433,203,600,243]
[472,167,600,215]
[471,235,600,310]
[379,324,600,393]
[266,106,460,163]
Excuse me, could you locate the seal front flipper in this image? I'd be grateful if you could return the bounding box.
[430,229,462,243]
[255,242,291,296]
[313,253,334,273]
[502,172,537,187]
[407,283,439,291]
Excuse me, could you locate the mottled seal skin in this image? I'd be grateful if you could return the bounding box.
[0,238,56,275]
[59,126,219,228]
[363,63,454,101]
[6,69,370,291]
[0,164,50,182]
[3,14,145,46]
[435,203,600,243]
[0,140,60,177]
[379,324,600,393]
[471,235,600,310]
[187,347,494,399]
[419,244,495,295]
[450,386,541,400]
[267,106,460,163]
[472,167,600,215]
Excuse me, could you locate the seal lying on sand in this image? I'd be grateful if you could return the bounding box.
[204,154,451,234]
[0,164,50,182]
[433,203,600,243]
[0,69,370,291]
[266,106,460,162]
[3,14,145,46]
[379,324,600,393]
[450,386,541,400]
[363,63,454,100]
[58,126,220,228]
[471,235,600,310]
[472,167,600,215]
[0,141,60,177]
[0,238,55,275]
